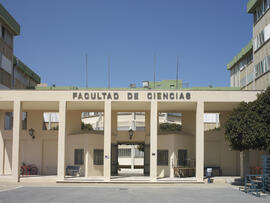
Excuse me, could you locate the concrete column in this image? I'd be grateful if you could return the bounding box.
[85,135,89,177]
[57,101,67,180]
[131,145,135,170]
[150,101,157,181]
[12,101,22,182]
[104,101,111,181]
[0,111,4,175]
[196,101,204,182]
[169,151,175,178]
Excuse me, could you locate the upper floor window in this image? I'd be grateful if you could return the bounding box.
[0,25,12,47]
[254,0,270,23]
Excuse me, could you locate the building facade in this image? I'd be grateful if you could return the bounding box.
[228,0,270,90]
[0,89,265,183]
[0,4,40,89]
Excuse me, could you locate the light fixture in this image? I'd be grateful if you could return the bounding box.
[28,128,35,139]
[128,128,134,140]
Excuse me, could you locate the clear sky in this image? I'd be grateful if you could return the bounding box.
[2,0,253,88]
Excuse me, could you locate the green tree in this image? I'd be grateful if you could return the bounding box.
[159,123,182,132]
[81,122,93,131]
[224,87,270,178]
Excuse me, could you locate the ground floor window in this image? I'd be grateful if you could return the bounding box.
[74,149,84,165]
[157,150,168,166]
[94,149,104,165]
[4,112,27,130]
[178,149,187,167]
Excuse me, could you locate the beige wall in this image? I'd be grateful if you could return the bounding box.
[0,107,266,178]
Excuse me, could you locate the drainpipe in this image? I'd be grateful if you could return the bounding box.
[12,57,19,89]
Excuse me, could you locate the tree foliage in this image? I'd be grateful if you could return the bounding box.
[159,123,182,132]
[81,122,93,131]
[225,87,270,152]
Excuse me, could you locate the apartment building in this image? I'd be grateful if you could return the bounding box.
[228,0,270,90]
[0,3,40,89]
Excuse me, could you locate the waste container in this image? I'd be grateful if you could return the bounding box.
[206,168,212,183]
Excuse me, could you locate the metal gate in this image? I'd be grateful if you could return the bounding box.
[111,144,118,176]
[144,144,150,176]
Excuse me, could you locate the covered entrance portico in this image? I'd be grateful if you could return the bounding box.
[0,90,261,183]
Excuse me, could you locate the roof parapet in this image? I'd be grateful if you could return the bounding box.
[227,40,253,70]
[0,3,20,35]
[13,56,40,83]
[247,0,259,13]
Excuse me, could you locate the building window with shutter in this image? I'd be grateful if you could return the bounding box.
[178,149,187,167]
[157,150,168,166]
[74,149,84,165]
[94,149,104,165]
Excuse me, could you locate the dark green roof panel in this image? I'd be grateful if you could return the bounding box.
[227,40,253,70]
[14,56,40,83]
[0,3,20,35]
[247,0,259,13]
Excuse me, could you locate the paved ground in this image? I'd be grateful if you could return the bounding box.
[0,183,269,203]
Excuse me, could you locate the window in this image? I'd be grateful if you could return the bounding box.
[4,112,27,130]
[170,84,175,88]
[118,148,131,157]
[254,0,270,23]
[22,112,27,130]
[157,150,168,166]
[178,149,187,167]
[1,26,5,39]
[74,149,84,165]
[117,112,145,131]
[43,112,59,130]
[254,30,266,50]
[81,112,103,130]
[94,149,104,165]
[4,112,13,130]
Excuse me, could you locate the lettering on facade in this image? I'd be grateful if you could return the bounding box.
[72,92,191,101]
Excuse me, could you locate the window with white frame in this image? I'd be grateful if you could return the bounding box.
[254,0,270,23]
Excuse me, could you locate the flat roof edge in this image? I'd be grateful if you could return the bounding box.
[227,40,253,70]
[0,3,20,35]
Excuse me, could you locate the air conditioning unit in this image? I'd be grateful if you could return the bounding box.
[142,81,149,88]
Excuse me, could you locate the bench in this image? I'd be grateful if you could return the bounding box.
[174,167,195,177]
[244,174,264,197]
[66,165,81,177]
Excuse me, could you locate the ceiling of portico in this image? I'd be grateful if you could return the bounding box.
[0,101,13,110]
[22,101,59,110]
[67,101,104,111]
[158,102,197,112]
[204,102,240,112]
[112,102,151,112]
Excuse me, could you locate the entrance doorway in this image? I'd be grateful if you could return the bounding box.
[113,143,149,177]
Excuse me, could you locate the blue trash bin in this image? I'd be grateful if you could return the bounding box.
[207,168,212,183]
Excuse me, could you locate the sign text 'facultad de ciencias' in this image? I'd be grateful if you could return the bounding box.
[72,92,191,101]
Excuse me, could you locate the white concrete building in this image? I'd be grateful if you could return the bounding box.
[0,89,266,183]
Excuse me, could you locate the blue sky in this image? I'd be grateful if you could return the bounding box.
[2,0,253,88]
